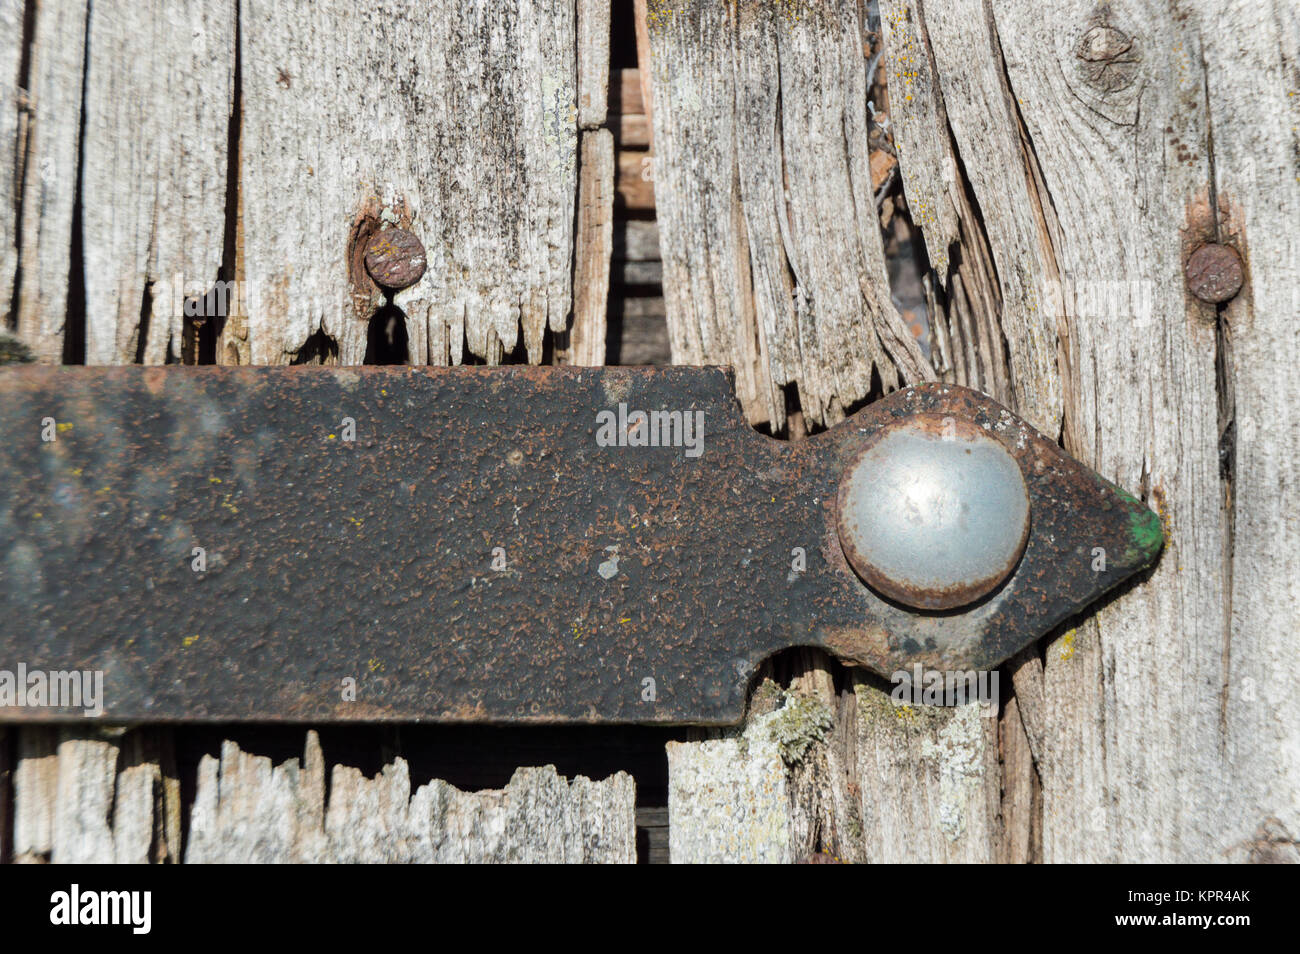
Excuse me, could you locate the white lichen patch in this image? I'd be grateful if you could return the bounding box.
[919,704,986,842]
[667,692,830,863]
[766,691,833,765]
[667,716,789,863]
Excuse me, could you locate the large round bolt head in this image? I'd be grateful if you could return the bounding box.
[836,413,1031,611]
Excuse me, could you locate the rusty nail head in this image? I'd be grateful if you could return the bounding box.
[364,228,427,291]
[836,413,1031,611]
[1186,243,1243,304]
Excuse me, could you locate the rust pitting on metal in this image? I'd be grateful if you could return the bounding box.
[0,369,1162,724]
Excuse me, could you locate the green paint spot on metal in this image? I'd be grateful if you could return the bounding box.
[1126,505,1165,564]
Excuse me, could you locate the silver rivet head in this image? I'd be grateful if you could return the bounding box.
[836,413,1031,611]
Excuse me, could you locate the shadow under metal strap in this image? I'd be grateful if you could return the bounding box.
[0,367,1162,724]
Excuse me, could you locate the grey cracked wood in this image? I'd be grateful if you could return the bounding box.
[883,0,1299,861]
[0,0,22,332]
[80,0,234,365]
[1202,0,1299,863]
[239,0,577,366]
[577,0,610,127]
[646,0,931,432]
[992,0,1233,863]
[657,0,999,864]
[4,0,1294,866]
[667,664,1001,864]
[12,727,179,863]
[186,733,636,863]
[13,0,86,363]
[662,0,1298,864]
[879,0,1061,434]
[15,728,634,863]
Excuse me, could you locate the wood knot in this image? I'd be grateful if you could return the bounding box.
[1076,24,1140,92]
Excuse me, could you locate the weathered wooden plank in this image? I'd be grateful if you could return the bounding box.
[13,0,86,363]
[1204,0,1300,861]
[610,111,650,147]
[13,5,217,867]
[647,1,931,431]
[239,0,576,365]
[876,0,1058,863]
[0,0,22,332]
[577,0,610,127]
[631,1,655,149]
[80,0,234,365]
[667,665,999,863]
[12,726,56,862]
[569,129,614,366]
[186,733,636,863]
[615,148,654,209]
[854,680,999,862]
[877,4,1004,408]
[987,0,1228,862]
[611,67,644,115]
[50,728,118,863]
[650,6,1010,858]
[667,716,795,864]
[613,219,660,262]
[998,686,1039,863]
[13,728,181,864]
[879,0,1061,433]
[866,0,1299,863]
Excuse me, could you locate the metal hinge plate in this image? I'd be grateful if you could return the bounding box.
[0,367,1162,724]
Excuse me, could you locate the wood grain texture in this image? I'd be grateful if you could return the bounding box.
[667,670,999,863]
[239,0,576,366]
[1203,0,1300,862]
[646,0,931,431]
[4,0,1296,866]
[13,0,86,363]
[569,129,614,366]
[80,0,234,365]
[987,0,1227,863]
[876,0,1061,862]
[631,1,655,150]
[186,733,636,863]
[19,5,215,864]
[879,0,1061,433]
[854,681,999,862]
[847,0,1300,864]
[12,727,56,862]
[660,0,1297,864]
[0,0,22,332]
[667,711,795,864]
[577,0,610,127]
[11,728,179,863]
